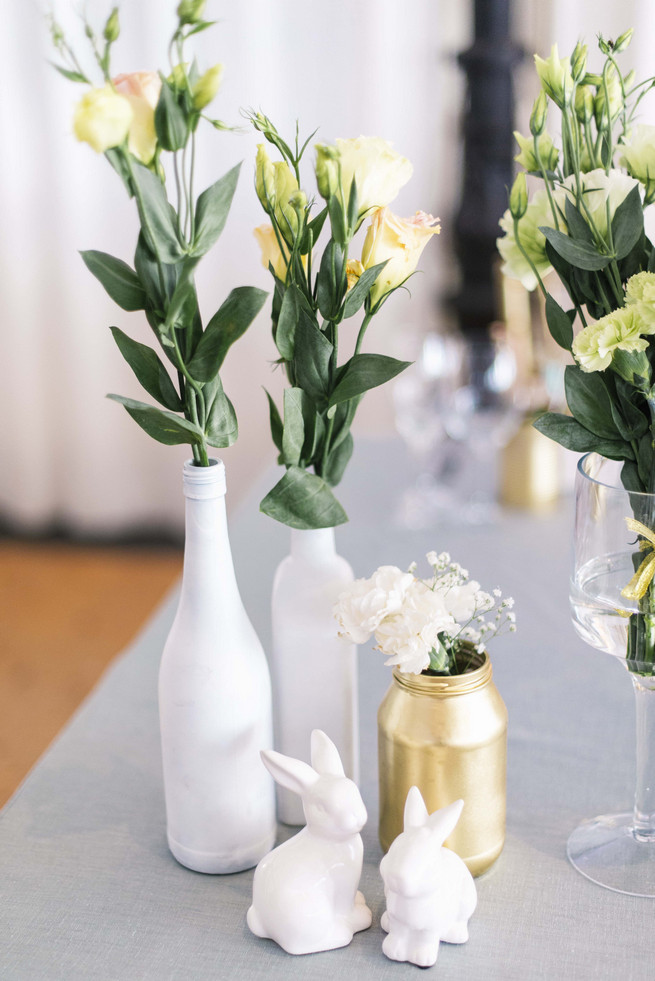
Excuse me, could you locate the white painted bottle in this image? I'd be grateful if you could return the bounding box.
[271,528,359,825]
[159,459,276,873]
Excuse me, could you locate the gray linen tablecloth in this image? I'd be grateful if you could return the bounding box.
[2,440,653,980]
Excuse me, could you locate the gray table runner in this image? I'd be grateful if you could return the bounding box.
[2,441,652,979]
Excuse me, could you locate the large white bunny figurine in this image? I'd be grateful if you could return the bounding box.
[247,729,372,955]
[380,787,477,968]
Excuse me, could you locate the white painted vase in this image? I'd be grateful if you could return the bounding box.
[159,459,276,873]
[271,528,359,825]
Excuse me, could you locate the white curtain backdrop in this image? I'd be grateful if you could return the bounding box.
[1,0,652,535]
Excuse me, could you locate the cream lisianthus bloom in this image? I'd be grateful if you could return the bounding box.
[73,85,133,153]
[361,208,440,306]
[572,306,654,373]
[253,225,289,281]
[534,44,573,107]
[497,187,558,290]
[625,271,655,328]
[334,566,415,645]
[560,168,639,240]
[621,125,655,203]
[315,136,412,217]
[113,71,162,164]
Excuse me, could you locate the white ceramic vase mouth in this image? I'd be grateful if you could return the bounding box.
[182,459,226,499]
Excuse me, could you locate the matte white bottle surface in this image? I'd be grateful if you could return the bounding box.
[159,460,276,873]
[271,528,359,825]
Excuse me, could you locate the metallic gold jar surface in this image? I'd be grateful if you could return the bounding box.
[377,651,507,877]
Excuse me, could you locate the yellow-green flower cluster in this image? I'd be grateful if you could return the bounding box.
[572,303,654,376]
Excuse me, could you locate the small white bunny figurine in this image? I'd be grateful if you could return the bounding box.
[380,787,477,968]
[246,729,372,955]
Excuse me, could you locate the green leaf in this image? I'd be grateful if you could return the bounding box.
[563,197,595,245]
[107,394,203,446]
[533,411,633,459]
[316,240,346,320]
[109,327,183,411]
[281,388,305,466]
[104,148,134,196]
[544,294,574,350]
[183,19,218,38]
[324,431,354,486]
[134,233,175,310]
[275,285,301,361]
[540,227,613,270]
[330,397,359,451]
[204,376,238,447]
[260,466,348,529]
[191,163,241,257]
[621,460,645,493]
[612,185,644,260]
[264,388,283,453]
[154,79,189,152]
[609,377,649,441]
[346,178,358,233]
[187,286,267,382]
[294,310,333,406]
[81,251,147,312]
[564,365,619,439]
[131,164,183,263]
[301,207,328,254]
[51,63,89,84]
[342,262,387,319]
[328,354,411,407]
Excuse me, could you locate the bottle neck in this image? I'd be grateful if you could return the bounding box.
[180,459,240,605]
[290,527,337,562]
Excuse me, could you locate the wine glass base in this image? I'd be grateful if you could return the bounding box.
[567,813,655,897]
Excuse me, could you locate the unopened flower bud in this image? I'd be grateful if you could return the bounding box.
[624,70,636,90]
[598,35,610,55]
[509,172,528,220]
[103,7,120,43]
[168,63,188,89]
[192,64,223,110]
[571,42,587,82]
[255,144,276,211]
[177,0,207,25]
[529,91,548,136]
[288,189,307,217]
[575,85,594,123]
[534,44,574,108]
[614,28,634,53]
[314,144,339,200]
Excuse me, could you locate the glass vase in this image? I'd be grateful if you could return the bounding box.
[569,452,655,895]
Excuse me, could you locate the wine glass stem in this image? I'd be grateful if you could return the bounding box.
[632,676,655,842]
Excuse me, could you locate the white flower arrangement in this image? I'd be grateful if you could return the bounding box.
[334,551,516,675]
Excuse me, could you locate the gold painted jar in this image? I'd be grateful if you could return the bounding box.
[377,650,507,876]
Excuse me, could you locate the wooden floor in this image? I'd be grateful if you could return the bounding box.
[0,542,182,807]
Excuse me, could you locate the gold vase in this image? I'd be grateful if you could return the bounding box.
[377,651,507,876]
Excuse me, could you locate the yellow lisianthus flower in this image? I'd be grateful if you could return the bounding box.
[315,137,412,218]
[73,85,133,154]
[360,208,440,306]
[621,125,655,204]
[113,71,162,164]
[625,272,655,328]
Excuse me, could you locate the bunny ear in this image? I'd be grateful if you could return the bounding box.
[310,730,345,777]
[260,748,319,797]
[428,799,464,844]
[403,786,429,830]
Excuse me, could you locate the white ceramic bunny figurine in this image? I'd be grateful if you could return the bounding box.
[247,729,372,955]
[380,787,477,968]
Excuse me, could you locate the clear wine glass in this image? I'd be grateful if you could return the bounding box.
[569,452,655,896]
